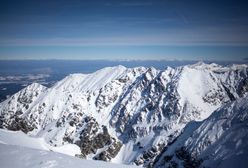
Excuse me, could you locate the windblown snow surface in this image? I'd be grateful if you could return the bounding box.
[0,129,81,156]
[0,62,248,168]
[0,144,138,168]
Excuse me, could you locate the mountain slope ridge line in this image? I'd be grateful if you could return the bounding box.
[0,62,247,167]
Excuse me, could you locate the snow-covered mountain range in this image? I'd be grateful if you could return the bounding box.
[0,62,247,168]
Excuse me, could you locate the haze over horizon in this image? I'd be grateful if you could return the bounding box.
[0,0,248,61]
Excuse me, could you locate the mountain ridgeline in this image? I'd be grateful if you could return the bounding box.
[0,62,248,168]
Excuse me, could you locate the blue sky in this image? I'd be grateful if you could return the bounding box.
[0,0,248,61]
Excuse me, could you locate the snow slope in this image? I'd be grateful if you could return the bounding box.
[154,95,248,168]
[186,94,248,168]
[0,129,81,156]
[0,143,137,168]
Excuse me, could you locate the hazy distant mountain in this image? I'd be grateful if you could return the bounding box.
[0,62,247,168]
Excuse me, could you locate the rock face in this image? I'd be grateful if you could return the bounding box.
[0,62,248,167]
[0,83,46,133]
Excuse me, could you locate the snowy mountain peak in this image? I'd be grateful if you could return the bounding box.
[230,63,248,70]
[186,61,222,71]
[53,65,127,92]
[26,82,47,90]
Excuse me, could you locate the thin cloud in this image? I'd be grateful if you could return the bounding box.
[1,26,248,47]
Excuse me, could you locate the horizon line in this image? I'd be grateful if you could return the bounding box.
[0,58,247,63]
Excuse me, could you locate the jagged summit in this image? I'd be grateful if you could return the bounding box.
[0,62,248,167]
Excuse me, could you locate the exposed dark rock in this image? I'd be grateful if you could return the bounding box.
[6,117,36,133]
[175,147,203,168]
[94,141,122,161]
[75,119,123,161]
